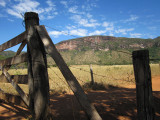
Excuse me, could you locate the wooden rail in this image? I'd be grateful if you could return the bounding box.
[0,30,28,108]
[2,69,29,106]
[0,75,28,84]
[0,31,26,52]
[0,53,27,66]
[0,12,102,120]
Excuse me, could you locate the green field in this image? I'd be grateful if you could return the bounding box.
[0,64,159,95]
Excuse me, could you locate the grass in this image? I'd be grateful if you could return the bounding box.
[0,64,159,95]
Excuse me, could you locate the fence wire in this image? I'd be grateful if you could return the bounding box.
[43,24,160,93]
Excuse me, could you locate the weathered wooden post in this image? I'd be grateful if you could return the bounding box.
[25,12,50,119]
[159,62,160,72]
[36,25,102,120]
[90,64,94,85]
[132,50,155,120]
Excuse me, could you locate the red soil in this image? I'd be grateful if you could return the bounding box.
[0,76,160,120]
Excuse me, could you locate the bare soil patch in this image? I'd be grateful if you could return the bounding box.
[0,76,160,120]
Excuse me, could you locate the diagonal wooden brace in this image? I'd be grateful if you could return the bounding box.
[36,25,102,120]
[2,68,29,107]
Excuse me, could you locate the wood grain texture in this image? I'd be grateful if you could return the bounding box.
[25,12,49,119]
[0,53,27,66]
[36,25,102,120]
[132,50,155,120]
[2,70,29,106]
[0,32,26,52]
[0,75,28,84]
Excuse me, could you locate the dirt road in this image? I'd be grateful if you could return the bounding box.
[0,76,159,120]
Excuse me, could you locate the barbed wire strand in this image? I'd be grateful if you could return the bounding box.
[70,66,109,78]
[49,66,70,88]
[49,66,76,120]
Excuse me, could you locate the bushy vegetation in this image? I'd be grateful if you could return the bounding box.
[0,36,160,66]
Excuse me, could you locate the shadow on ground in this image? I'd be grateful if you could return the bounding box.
[0,100,30,120]
[49,86,160,120]
[0,86,160,120]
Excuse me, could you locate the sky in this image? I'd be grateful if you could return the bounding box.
[0,0,160,51]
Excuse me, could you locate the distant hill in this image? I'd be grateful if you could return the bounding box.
[0,51,16,60]
[56,36,160,51]
[55,36,160,65]
[0,36,159,65]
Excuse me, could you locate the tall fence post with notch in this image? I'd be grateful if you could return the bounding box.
[25,12,50,119]
[132,50,155,120]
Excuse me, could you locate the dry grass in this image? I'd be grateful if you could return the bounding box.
[0,64,159,95]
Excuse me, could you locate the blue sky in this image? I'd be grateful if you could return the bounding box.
[0,0,160,51]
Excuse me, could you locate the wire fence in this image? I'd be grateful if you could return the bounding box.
[41,23,160,93]
[0,20,160,95]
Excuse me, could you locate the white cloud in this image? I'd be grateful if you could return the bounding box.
[7,9,22,18]
[130,33,142,38]
[109,32,114,36]
[8,18,14,22]
[70,15,100,28]
[123,15,139,22]
[49,30,66,38]
[89,30,106,36]
[81,0,98,12]
[46,15,54,19]
[106,26,114,31]
[68,5,85,14]
[66,25,77,30]
[0,0,6,7]
[69,29,88,36]
[6,0,57,19]
[46,0,55,7]
[7,0,40,18]
[148,26,157,30]
[102,21,114,31]
[86,13,92,18]
[103,22,109,27]
[49,28,88,38]
[68,6,79,14]
[115,28,134,35]
[89,19,97,23]
[71,14,81,20]
[60,1,68,8]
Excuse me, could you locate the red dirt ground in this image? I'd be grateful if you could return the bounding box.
[0,76,160,120]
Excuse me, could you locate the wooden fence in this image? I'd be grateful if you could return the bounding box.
[0,30,29,106]
[0,12,156,120]
[0,12,102,120]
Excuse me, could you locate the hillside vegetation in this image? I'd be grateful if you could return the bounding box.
[0,36,160,65]
[55,35,160,65]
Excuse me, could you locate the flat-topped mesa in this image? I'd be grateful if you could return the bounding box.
[55,36,116,51]
[55,35,160,51]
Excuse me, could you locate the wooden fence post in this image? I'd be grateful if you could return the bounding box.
[36,25,102,120]
[90,64,94,85]
[159,62,160,72]
[25,12,50,119]
[132,50,155,120]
